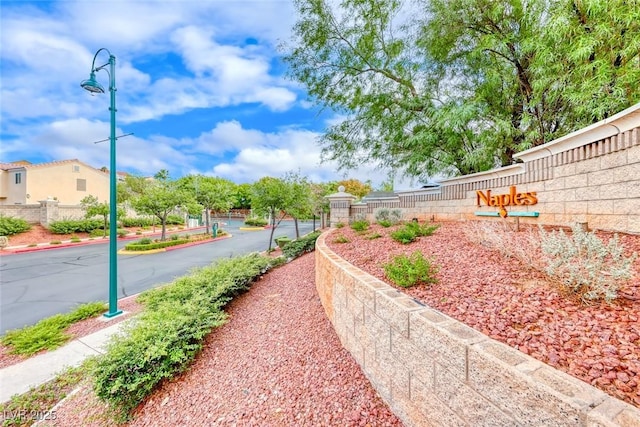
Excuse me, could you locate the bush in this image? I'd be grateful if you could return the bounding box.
[244,217,268,227]
[374,208,402,226]
[350,219,370,232]
[391,222,440,244]
[48,219,103,234]
[170,234,179,241]
[0,215,31,236]
[94,253,272,420]
[120,217,155,227]
[281,231,321,259]
[539,224,637,303]
[333,234,350,243]
[335,222,345,228]
[383,251,439,288]
[166,214,185,225]
[138,237,152,245]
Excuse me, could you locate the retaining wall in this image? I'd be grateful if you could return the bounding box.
[315,231,640,426]
[330,103,640,234]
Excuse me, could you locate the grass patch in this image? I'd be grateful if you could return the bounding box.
[333,234,350,243]
[1,302,107,356]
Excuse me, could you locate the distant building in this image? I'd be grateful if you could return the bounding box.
[0,159,111,205]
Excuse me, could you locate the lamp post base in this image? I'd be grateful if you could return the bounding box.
[103,310,124,319]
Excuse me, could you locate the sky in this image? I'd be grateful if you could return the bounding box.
[0,0,409,188]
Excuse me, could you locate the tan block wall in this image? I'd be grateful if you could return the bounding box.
[336,131,640,234]
[315,231,640,426]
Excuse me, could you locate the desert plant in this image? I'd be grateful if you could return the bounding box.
[383,251,439,288]
[374,208,402,226]
[0,215,31,236]
[350,219,370,232]
[333,234,350,243]
[539,224,637,303]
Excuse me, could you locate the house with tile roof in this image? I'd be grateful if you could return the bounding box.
[0,159,110,205]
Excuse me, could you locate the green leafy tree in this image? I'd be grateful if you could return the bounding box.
[130,171,195,241]
[178,175,236,234]
[251,177,291,251]
[80,195,124,238]
[232,183,253,210]
[326,179,372,200]
[283,0,640,179]
[283,172,313,238]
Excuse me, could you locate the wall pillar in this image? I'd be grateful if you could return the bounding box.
[325,186,356,227]
[39,198,59,228]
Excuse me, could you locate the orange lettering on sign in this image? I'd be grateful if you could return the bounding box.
[476,186,537,207]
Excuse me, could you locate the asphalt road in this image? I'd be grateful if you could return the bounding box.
[0,220,317,333]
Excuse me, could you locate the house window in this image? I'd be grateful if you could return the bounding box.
[77,179,87,191]
[73,165,80,173]
[15,173,22,184]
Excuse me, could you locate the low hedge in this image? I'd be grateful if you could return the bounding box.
[92,253,274,421]
[124,239,191,251]
[282,230,321,259]
[0,215,31,236]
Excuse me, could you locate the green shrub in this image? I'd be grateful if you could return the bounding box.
[0,215,31,236]
[49,219,103,234]
[539,224,637,303]
[244,217,268,227]
[275,236,292,249]
[378,219,392,228]
[94,254,272,420]
[117,229,128,238]
[124,238,190,251]
[120,217,155,227]
[366,232,382,240]
[335,222,345,228]
[383,251,439,288]
[138,237,152,245]
[1,302,107,355]
[170,234,180,241]
[333,234,350,243]
[166,214,184,225]
[350,219,370,232]
[390,227,417,244]
[281,231,321,259]
[391,222,440,244]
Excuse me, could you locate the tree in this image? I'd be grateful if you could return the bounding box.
[232,183,253,210]
[251,177,291,251]
[130,171,196,241]
[326,178,372,200]
[177,175,236,234]
[283,0,640,179]
[283,172,313,238]
[535,0,640,124]
[81,195,110,238]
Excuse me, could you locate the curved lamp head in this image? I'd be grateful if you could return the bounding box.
[80,72,105,94]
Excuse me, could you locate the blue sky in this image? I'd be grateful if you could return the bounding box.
[0,0,401,187]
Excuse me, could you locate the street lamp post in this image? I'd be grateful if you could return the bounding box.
[81,48,122,318]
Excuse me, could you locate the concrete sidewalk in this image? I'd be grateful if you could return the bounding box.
[0,322,126,403]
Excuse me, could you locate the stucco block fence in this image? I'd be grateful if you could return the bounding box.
[315,232,640,426]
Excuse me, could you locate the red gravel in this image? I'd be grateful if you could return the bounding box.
[326,221,640,409]
[42,252,403,426]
